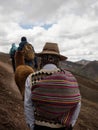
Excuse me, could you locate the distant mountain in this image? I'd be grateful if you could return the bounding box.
[75,59,90,65]
[79,60,98,82]
[60,60,98,82]
[60,60,83,72]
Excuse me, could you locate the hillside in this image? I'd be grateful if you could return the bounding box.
[0,53,29,130]
[75,59,90,65]
[61,60,98,82]
[0,53,98,130]
[79,61,98,82]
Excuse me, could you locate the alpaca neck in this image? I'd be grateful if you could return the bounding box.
[15,51,25,68]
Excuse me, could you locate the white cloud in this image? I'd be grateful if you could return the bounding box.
[0,0,98,62]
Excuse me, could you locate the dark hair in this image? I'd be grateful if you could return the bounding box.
[21,36,27,42]
[40,54,60,68]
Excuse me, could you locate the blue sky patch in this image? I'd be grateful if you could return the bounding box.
[20,24,33,29]
[41,24,53,30]
[20,23,53,30]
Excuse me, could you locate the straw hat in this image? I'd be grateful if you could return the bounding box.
[37,42,67,61]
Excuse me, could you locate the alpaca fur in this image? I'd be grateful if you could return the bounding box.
[15,51,25,68]
[15,65,34,100]
[14,51,34,100]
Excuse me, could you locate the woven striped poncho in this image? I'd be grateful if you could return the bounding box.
[31,69,81,126]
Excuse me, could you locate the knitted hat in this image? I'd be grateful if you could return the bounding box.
[37,42,67,61]
[21,36,27,42]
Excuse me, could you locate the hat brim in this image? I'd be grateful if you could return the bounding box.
[36,51,67,61]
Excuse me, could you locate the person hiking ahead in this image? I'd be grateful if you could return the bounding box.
[18,36,27,51]
[9,43,17,72]
[17,36,38,69]
[24,42,81,130]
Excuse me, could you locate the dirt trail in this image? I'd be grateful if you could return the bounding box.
[0,61,29,130]
[0,61,21,94]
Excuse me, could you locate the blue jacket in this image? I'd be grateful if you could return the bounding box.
[9,44,17,58]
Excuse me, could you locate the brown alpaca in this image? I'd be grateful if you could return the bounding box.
[14,51,34,100]
[15,51,25,68]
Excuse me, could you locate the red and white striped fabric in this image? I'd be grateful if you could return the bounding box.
[31,69,81,126]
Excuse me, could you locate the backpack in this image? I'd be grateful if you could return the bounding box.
[22,43,35,61]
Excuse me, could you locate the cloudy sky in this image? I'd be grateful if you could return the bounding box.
[0,0,98,62]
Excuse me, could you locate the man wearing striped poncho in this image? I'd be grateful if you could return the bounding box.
[24,42,81,130]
